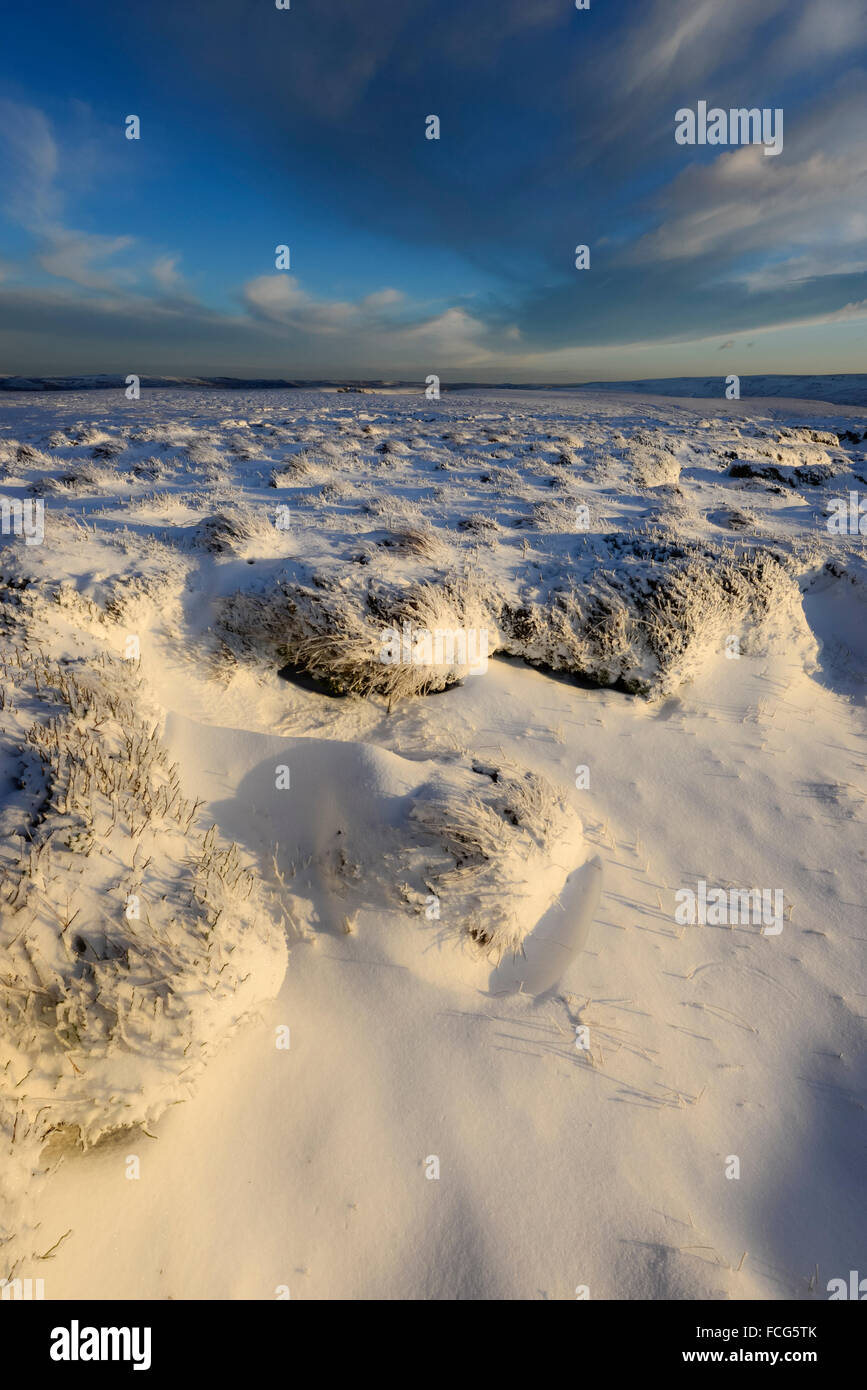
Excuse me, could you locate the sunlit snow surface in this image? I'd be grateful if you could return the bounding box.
[1,387,866,1299]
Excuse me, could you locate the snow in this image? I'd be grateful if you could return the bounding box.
[1,385,866,1299]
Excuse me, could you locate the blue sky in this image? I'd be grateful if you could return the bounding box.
[1,0,865,380]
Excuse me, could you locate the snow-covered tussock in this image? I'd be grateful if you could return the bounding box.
[29,462,113,496]
[624,428,683,488]
[215,531,801,700]
[217,572,499,702]
[190,506,278,554]
[276,740,582,961]
[0,648,286,1272]
[501,541,802,694]
[405,761,580,957]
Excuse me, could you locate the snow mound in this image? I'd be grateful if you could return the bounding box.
[625,429,683,488]
[202,733,584,960]
[405,759,581,956]
[802,558,867,699]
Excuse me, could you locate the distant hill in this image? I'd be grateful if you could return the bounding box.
[572,375,867,408]
[2,373,867,408]
[0,375,306,392]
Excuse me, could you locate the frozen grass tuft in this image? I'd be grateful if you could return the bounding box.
[190,507,279,555]
[376,524,452,562]
[217,571,499,704]
[408,762,577,956]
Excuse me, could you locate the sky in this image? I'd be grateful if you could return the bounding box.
[0,0,866,382]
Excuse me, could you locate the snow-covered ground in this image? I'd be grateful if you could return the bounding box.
[1,386,866,1300]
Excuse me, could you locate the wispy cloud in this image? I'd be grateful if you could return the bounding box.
[37,230,135,290]
[243,275,494,363]
[629,82,867,267]
[0,98,140,291]
[0,98,60,228]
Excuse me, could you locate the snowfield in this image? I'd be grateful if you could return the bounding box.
[1,385,866,1300]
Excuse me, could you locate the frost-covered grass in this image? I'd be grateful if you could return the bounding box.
[407,762,577,956]
[2,385,861,708]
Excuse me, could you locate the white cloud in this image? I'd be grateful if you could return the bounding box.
[243,275,360,331]
[359,287,404,312]
[734,254,867,293]
[0,99,60,229]
[824,298,867,322]
[609,0,789,105]
[243,276,494,365]
[38,231,135,291]
[398,306,490,360]
[151,255,186,295]
[611,0,861,109]
[767,0,866,69]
